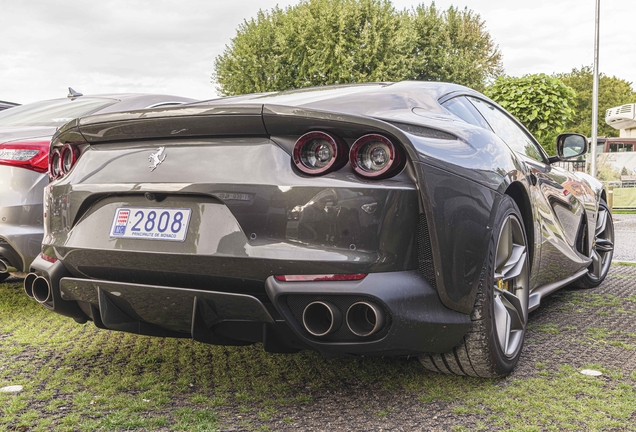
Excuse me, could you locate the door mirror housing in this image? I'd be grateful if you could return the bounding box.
[551,133,588,163]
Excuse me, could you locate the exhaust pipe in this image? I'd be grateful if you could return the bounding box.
[302,301,342,337]
[32,276,52,304]
[24,273,37,298]
[0,258,16,274]
[346,302,385,337]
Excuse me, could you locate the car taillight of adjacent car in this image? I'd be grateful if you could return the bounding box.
[0,140,50,173]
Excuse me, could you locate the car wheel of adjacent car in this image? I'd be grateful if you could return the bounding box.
[420,195,529,378]
[572,199,614,289]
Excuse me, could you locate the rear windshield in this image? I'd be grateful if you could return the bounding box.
[0,98,116,127]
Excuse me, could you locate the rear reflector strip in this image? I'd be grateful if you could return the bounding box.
[274,274,367,282]
[40,253,58,263]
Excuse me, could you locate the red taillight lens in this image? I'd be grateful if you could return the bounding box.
[50,144,80,180]
[293,131,345,175]
[60,144,79,175]
[349,134,401,179]
[274,274,367,282]
[50,148,62,179]
[0,140,50,173]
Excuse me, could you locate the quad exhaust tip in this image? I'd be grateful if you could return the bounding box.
[32,276,52,304]
[24,273,37,298]
[302,301,342,337]
[346,301,385,337]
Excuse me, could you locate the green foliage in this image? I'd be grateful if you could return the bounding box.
[409,4,502,92]
[555,66,636,138]
[213,0,503,96]
[486,74,576,155]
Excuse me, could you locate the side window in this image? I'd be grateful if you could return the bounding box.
[467,97,545,162]
[442,96,491,130]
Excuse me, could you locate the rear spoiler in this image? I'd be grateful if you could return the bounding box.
[52,103,455,164]
[74,104,266,143]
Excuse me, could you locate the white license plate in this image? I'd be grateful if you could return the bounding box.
[109,207,192,241]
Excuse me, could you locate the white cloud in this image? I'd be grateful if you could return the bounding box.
[1,0,634,104]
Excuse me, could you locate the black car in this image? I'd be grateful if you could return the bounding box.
[25,82,613,377]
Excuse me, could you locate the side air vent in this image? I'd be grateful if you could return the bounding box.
[389,122,457,140]
[417,213,436,289]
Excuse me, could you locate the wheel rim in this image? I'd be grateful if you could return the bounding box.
[588,205,614,281]
[493,214,529,359]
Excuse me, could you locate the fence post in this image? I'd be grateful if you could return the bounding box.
[608,184,613,212]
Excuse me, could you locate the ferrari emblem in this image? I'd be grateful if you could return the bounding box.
[148,147,166,172]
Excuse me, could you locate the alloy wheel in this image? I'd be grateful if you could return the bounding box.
[493,214,529,358]
[588,204,614,281]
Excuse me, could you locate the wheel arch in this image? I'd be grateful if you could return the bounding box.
[504,182,534,270]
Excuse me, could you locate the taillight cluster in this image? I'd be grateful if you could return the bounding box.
[0,140,50,173]
[292,131,403,179]
[50,144,80,180]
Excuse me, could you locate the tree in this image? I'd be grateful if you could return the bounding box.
[485,74,576,155]
[409,4,503,91]
[555,66,635,138]
[214,0,412,96]
[213,0,503,96]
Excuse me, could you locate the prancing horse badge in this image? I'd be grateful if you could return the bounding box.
[148,147,166,172]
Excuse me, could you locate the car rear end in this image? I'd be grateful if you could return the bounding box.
[0,131,51,275]
[27,103,471,357]
[0,97,121,274]
[0,96,196,275]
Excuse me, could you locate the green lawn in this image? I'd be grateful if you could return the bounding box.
[1,273,635,431]
[612,186,636,208]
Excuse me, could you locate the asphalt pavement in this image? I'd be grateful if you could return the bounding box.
[612,213,636,261]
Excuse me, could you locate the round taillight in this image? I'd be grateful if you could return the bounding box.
[293,131,344,175]
[349,134,401,178]
[50,149,61,179]
[60,144,79,175]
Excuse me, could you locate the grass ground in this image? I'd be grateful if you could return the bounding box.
[1,266,635,431]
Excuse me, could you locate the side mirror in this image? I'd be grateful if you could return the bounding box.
[555,133,588,161]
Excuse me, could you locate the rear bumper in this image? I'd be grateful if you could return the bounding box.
[0,227,42,272]
[29,255,470,356]
[0,166,47,271]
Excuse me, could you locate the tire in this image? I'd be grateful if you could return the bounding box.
[572,199,614,289]
[0,273,9,284]
[420,195,530,378]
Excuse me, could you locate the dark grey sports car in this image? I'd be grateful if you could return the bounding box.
[25,82,613,377]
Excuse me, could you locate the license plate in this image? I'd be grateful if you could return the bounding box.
[109,207,192,241]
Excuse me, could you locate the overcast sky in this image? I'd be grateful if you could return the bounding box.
[1,0,633,104]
